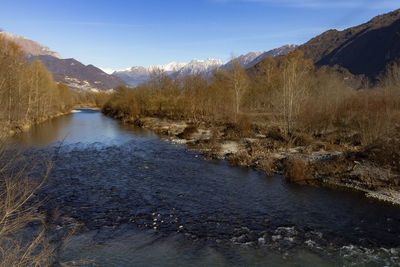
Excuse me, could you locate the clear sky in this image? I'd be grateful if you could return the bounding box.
[1,0,398,70]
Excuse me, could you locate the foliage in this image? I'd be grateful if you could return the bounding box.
[103,50,400,146]
[0,36,73,133]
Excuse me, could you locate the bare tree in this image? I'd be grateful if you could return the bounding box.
[279,50,313,134]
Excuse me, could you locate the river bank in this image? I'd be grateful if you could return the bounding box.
[14,109,400,266]
[0,110,72,137]
[107,114,400,205]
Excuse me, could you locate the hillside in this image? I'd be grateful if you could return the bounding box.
[0,31,61,58]
[1,31,125,91]
[299,9,400,78]
[31,55,126,91]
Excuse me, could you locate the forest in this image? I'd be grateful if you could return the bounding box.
[0,35,73,135]
[103,50,400,147]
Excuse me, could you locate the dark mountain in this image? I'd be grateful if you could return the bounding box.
[30,55,126,91]
[299,9,400,79]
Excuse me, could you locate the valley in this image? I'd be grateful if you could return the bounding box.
[1,5,400,267]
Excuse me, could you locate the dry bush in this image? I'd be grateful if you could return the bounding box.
[284,157,309,183]
[227,148,252,167]
[257,158,276,175]
[236,115,252,137]
[336,90,400,145]
[0,142,55,266]
[178,125,198,139]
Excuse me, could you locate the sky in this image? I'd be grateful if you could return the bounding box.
[0,0,399,71]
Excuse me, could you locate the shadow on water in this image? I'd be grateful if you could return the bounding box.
[12,109,400,266]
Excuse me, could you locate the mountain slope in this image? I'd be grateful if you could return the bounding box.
[175,59,223,77]
[222,45,297,69]
[222,52,264,69]
[115,45,296,87]
[0,31,61,58]
[248,45,297,67]
[31,55,126,91]
[299,9,400,78]
[113,59,223,86]
[1,31,126,91]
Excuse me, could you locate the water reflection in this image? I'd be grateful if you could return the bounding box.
[12,108,400,266]
[12,108,156,146]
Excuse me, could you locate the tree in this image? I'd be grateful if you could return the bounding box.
[279,50,314,134]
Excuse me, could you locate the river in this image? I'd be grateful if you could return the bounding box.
[12,109,400,266]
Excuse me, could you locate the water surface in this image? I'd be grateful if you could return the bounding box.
[13,109,400,266]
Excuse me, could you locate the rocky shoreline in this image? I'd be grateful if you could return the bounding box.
[113,115,400,206]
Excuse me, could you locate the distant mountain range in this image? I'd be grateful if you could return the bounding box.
[113,59,223,87]
[113,45,297,86]
[3,8,400,91]
[299,8,400,79]
[0,32,126,91]
[222,44,297,69]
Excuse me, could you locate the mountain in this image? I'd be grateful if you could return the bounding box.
[113,62,187,87]
[1,31,125,91]
[0,31,61,58]
[30,55,126,91]
[222,45,297,69]
[113,59,223,86]
[175,59,223,77]
[113,66,149,87]
[299,9,400,79]
[247,45,298,66]
[148,62,188,73]
[114,45,297,87]
[222,52,264,69]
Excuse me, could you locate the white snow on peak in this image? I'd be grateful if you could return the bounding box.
[148,62,188,73]
[100,68,115,75]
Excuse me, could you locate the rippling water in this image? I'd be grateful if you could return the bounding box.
[12,109,400,266]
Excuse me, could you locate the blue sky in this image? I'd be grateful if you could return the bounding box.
[1,0,398,70]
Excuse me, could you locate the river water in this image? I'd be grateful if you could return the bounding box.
[12,109,400,266]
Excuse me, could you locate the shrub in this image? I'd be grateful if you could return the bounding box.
[284,157,309,183]
[178,125,198,139]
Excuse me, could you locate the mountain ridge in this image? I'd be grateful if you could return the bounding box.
[0,31,61,59]
[1,31,126,91]
[114,45,297,86]
[299,8,400,79]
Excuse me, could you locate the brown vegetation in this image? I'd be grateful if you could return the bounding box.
[103,50,400,147]
[102,49,400,197]
[0,143,54,266]
[0,36,73,134]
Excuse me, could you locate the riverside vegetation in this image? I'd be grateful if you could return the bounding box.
[0,35,76,265]
[102,50,400,204]
[0,35,74,135]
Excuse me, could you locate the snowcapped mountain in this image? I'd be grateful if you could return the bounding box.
[100,68,116,75]
[175,59,223,77]
[0,31,62,59]
[148,62,188,73]
[113,45,297,87]
[247,44,297,66]
[113,59,223,86]
[222,51,264,69]
[222,45,297,69]
[113,66,149,87]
